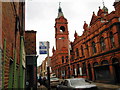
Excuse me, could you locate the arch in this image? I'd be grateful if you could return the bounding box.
[93,62,99,67]
[101,60,109,65]
[60,26,65,32]
[112,58,119,64]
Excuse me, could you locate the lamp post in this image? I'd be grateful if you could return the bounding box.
[47,41,50,90]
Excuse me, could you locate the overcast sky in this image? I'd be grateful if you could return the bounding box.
[25,0,115,66]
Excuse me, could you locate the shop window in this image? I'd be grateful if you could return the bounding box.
[82,62,87,75]
[73,65,75,75]
[110,32,115,48]
[100,37,106,51]
[92,41,97,54]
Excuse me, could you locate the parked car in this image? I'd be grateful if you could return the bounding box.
[57,78,98,90]
[50,77,62,88]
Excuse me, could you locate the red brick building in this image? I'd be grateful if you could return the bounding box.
[1,1,25,89]
[25,30,37,89]
[51,1,120,84]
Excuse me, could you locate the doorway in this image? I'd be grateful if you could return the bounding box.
[88,64,92,81]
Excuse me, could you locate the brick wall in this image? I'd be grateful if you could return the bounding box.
[2,2,25,88]
[25,30,37,55]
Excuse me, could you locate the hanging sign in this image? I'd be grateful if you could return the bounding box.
[39,41,48,54]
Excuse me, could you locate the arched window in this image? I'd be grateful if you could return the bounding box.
[81,45,84,56]
[110,32,115,48]
[60,26,65,33]
[100,37,106,51]
[76,48,79,57]
[62,56,64,63]
[92,41,97,54]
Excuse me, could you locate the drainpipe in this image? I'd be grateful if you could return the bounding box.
[0,43,1,85]
[19,36,24,88]
[13,49,17,88]
[2,39,6,89]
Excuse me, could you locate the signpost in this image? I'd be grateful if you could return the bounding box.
[39,41,50,90]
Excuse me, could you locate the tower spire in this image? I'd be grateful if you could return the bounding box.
[57,2,64,18]
[59,2,61,7]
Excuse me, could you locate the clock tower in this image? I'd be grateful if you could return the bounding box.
[55,3,69,50]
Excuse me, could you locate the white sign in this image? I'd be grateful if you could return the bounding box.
[39,41,48,54]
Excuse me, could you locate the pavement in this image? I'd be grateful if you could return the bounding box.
[92,82,120,90]
[37,83,120,90]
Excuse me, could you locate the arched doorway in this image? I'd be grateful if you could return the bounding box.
[93,62,99,80]
[93,60,111,83]
[112,58,120,84]
[88,64,92,81]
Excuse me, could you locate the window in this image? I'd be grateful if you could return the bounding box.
[62,56,64,63]
[110,32,115,48]
[71,56,74,61]
[92,41,97,54]
[66,56,68,62]
[76,48,79,57]
[100,37,106,51]
[81,45,84,56]
[86,45,89,56]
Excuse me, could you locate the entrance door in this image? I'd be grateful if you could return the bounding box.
[113,64,120,84]
[88,64,92,81]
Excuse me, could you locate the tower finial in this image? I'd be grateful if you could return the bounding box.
[102,0,105,7]
[59,2,61,7]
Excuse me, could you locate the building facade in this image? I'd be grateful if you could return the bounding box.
[25,30,37,89]
[51,4,70,79]
[51,1,120,84]
[1,1,25,89]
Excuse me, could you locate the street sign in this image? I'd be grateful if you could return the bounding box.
[39,41,48,54]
